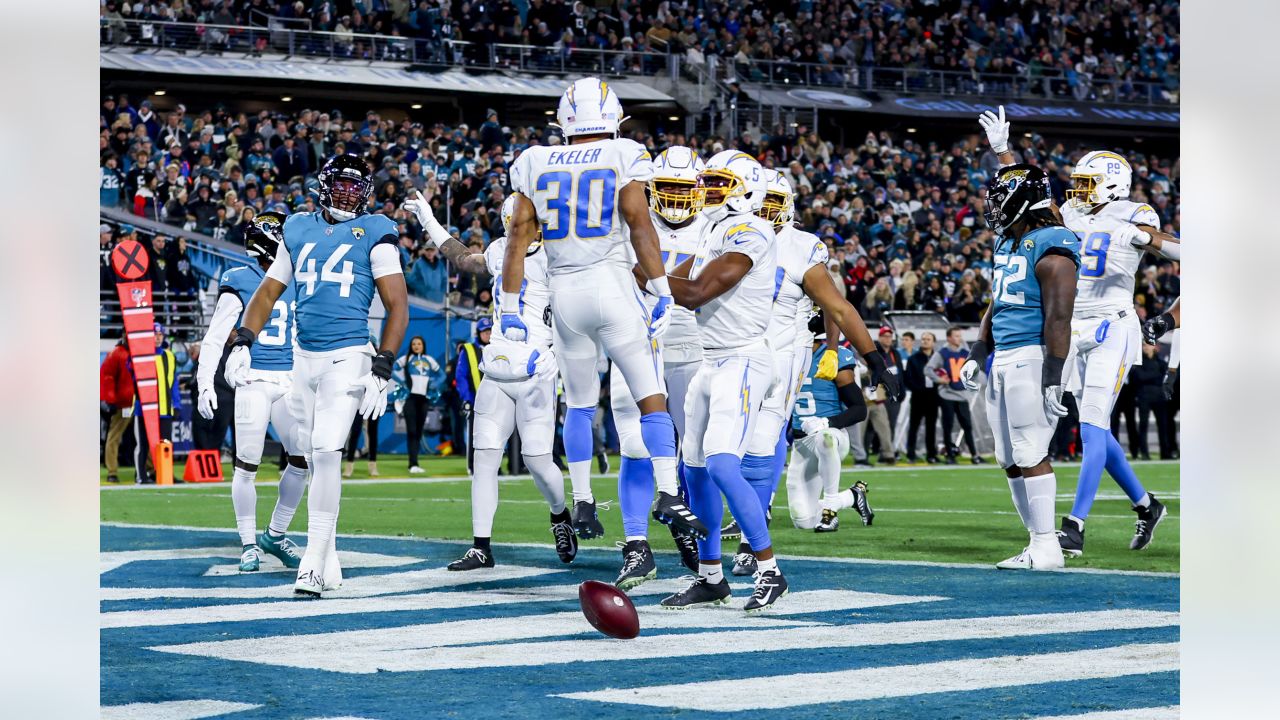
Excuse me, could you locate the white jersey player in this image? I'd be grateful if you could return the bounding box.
[502,77,708,547]
[195,212,307,573]
[609,146,708,588]
[659,149,788,613]
[402,192,577,571]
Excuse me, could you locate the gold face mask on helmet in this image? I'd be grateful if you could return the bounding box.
[1066,172,1101,207]
[758,190,793,227]
[694,168,745,211]
[649,177,700,223]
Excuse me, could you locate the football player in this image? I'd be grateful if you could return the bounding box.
[658,150,784,612]
[502,77,708,545]
[728,169,904,576]
[403,191,578,570]
[1144,297,1180,400]
[226,154,409,597]
[786,313,872,535]
[959,164,1078,571]
[196,212,307,573]
[609,146,706,589]
[980,106,1180,555]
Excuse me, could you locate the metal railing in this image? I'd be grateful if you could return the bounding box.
[100,289,206,338]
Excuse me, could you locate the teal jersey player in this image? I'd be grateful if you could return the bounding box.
[990,225,1080,351]
[792,344,858,431]
[218,263,295,371]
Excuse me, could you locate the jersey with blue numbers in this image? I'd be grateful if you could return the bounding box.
[283,212,398,352]
[484,235,553,349]
[510,138,654,275]
[1060,200,1160,315]
[990,226,1081,351]
[792,345,857,430]
[219,264,295,370]
[768,223,828,350]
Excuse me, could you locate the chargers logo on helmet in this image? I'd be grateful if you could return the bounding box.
[1067,150,1132,209]
[758,168,795,227]
[696,150,768,223]
[555,77,626,138]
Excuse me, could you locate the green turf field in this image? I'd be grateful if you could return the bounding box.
[100,455,1179,573]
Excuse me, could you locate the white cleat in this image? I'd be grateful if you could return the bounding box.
[294,569,324,598]
[996,547,1034,570]
[996,542,1065,571]
[322,545,343,591]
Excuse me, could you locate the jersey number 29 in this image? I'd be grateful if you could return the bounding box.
[295,243,356,297]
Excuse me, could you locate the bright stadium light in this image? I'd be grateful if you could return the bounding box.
[668,115,679,121]
[906,127,917,133]
[544,109,555,115]
[411,103,423,109]
[154,89,166,96]
[281,96,293,102]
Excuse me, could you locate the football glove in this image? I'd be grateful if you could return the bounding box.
[1042,355,1068,421]
[960,339,989,391]
[352,351,395,421]
[865,349,905,402]
[1115,222,1152,247]
[1142,312,1175,344]
[498,292,528,342]
[1162,368,1178,401]
[403,190,452,248]
[223,327,256,388]
[799,416,830,436]
[814,349,838,381]
[978,105,1010,154]
[197,387,218,420]
[648,295,673,339]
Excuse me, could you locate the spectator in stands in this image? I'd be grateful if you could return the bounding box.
[904,331,940,464]
[101,155,125,207]
[927,327,983,465]
[100,337,135,483]
[99,224,117,291]
[408,243,449,303]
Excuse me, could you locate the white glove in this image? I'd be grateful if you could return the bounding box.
[1043,385,1069,421]
[224,346,251,388]
[197,386,218,420]
[978,105,1010,154]
[1116,222,1152,247]
[959,359,982,391]
[351,373,391,421]
[800,416,830,436]
[403,190,452,248]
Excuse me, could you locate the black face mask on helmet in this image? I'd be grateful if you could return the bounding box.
[245,210,287,263]
[983,163,1053,235]
[317,154,373,221]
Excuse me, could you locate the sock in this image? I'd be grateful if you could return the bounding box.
[523,453,566,514]
[1070,423,1109,520]
[303,450,342,572]
[1023,472,1057,535]
[474,536,491,551]
[625,535,646,542]
[684,464,721,562]
[1133,492,1152,509]
[471,448,502,537]
[564,406,597,503]
[1104,432,1149,505]
[268,463,308,536]
[699,562,723,584]
[231,466,258,546]
[824,488,855,512]
[756,556,778,573]
[618,456,654,538]
[550,508,570,524]
[640,412,679,495]
[1007,474,1031,529]
[740,452,776,514]
[707,453,771,553]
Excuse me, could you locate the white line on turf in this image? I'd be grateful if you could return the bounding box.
[99,548,419,576]
[1028,707,1181,720]
[557,642,1180,710]
[99,700,260,720]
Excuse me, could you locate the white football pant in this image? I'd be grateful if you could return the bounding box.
[786,428,849,529]
[682,342,772,467]
[1066,311,1142,427]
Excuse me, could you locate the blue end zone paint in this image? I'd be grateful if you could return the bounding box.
[101,525,1178,719]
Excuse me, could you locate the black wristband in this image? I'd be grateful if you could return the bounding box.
[231,327,256,348]
[371,350,395,381]
[1042,354,1066,388]
[968,340,989,370]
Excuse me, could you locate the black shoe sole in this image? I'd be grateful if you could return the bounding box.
[743,588,789,613]
[615,568,657,591]
[1130,504,1167,551]
[660,595,731,610]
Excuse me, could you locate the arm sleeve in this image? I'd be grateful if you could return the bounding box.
[1168,328,1180,369]
[197,292,243,392]
[370,243,404,279]
[265,248,294,285]
[827,379,868,429]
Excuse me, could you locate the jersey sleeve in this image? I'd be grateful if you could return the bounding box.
[483,237,506,278]
[836,346,857,372]
[217,268,242,299]
[281,212,307,253]
[721,221,772,266]
[510,149,533,196]
[617,139,654,187]
[366,213,400,248]
[1032,227,1081,269]
[806,237,830,269]
[1125,203,1160,228]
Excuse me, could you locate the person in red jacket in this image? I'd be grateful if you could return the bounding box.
[100,337,135,483]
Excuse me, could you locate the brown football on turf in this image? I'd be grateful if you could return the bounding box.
[578,580,640,639]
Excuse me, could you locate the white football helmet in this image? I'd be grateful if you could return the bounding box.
[758,168,795,228]
[500,192,542,250]
[649,146,705,224]
[554,76,627,138]
[1067,150,1132,209]
[697,149,768,223]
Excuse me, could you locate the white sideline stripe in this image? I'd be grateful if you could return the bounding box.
[558,642,1180,710]
[201,550,419,577]
[1030,707,1180,720]
[100,700,260,720]
[100,522,1179,577]
[104,585,941,629]
[100,548,418,575]
[154,609,1177,674]
[101,565,558,601]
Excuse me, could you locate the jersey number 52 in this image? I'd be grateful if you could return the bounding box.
[991,254,1028,306]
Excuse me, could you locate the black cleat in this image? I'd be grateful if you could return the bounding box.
[596,450,610,475]
[1058,516,1085,557]
[447,546,495,571]
[551,519,578,564]
[815,508,840,533]
[855,457,873,467]
[743,567,789,612]
[1130,495,1167,551]
[571,499,605,539]
[730,551,757,577]
[669,524,700,573]
[720,518,742,540]
[660,575,731,609]
[850,481,874,526]
[971,455,986,464]
[614,539,657,590]
[651,491,709,540]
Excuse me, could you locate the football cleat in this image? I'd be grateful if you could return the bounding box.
[551,519,579,564]
[614,540,657,590]
[293,569,324,598]
[238,545,262,573]
[258,530,303,569]
[1057,516,1085,557]
[720,518,742,540]
[596,450,610,475]
[651,491,709,540]
[447,546,495,571]
[1130,495,1167,551]
[669,524,699,573]
[997,537,1065,570]
[730,551,757,577]
[743,567,789,612]
[851,481,875,526]
[996,547,1033,570]
[322,544,343,591]
[572,499,606,539]
[660,575,732,609]
[815,509,840,533]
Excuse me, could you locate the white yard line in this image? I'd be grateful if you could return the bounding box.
[1029,707,1181,720]
[100,700,260,720]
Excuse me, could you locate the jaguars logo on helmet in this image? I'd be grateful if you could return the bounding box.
[245,211,287,263]
[984,164,1053,235]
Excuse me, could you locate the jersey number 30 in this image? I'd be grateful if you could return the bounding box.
[535,169,617,241]
[295,243,356,297]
